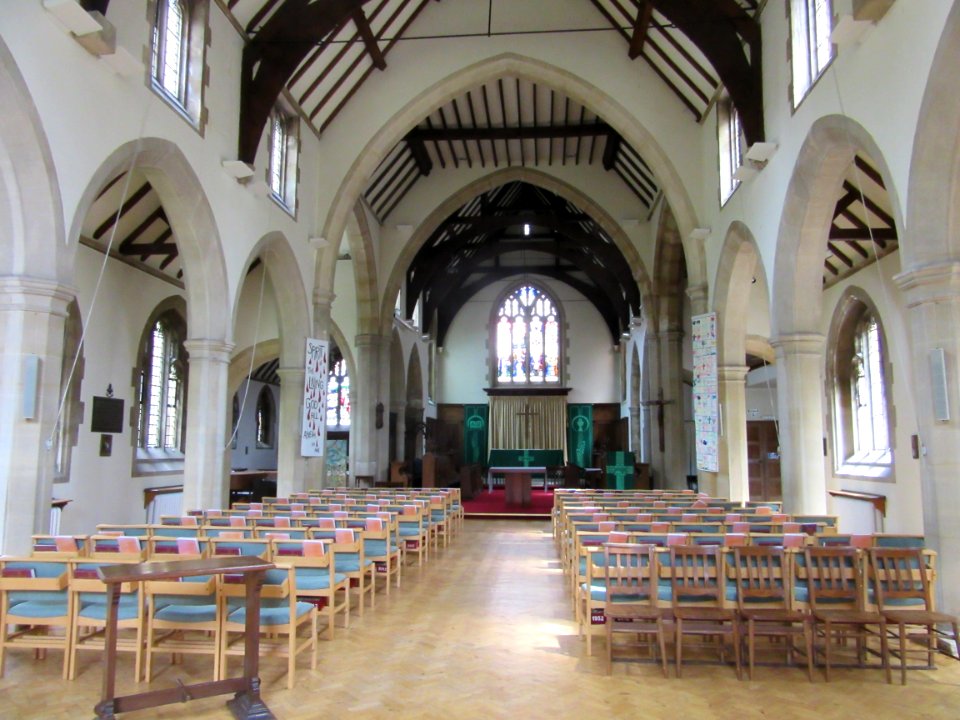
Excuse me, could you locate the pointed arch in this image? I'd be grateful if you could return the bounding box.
[377,167,652,335]
[347,202,380,335]
[713,222,768,366]
[772,116,902,336]
[68,137,229,341]
[318,53,697,312]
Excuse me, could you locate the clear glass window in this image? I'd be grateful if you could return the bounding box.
[152,0,188,104]
[791,0,835,107]
[138,315,184,450]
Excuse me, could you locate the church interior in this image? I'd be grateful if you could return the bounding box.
[1,1,960,717]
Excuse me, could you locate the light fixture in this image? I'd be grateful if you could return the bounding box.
[523,223,530,237]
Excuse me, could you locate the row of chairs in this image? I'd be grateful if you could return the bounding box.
[583,542,959,684]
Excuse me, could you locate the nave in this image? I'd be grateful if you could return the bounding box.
[2,521,958,719]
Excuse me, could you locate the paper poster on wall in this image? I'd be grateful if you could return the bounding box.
[692,312,719,472]
[300,338,329,456]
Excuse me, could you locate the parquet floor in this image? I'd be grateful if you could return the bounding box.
[1,520,959,719]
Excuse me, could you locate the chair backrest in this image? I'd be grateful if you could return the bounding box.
[732,545,789,610]
[803,545,862,609]
[603,543,657,604]
[868,547,932,611]
[669,545,724,608]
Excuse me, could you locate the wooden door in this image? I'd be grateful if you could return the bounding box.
[747,420,782,501]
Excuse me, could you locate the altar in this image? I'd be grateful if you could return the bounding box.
[489,466,546,505]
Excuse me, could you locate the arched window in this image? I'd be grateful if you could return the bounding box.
[830,293,891,474]
[255,386,275,449]
[493,284,561,385]
[137,310,187,451]
[327,352,351,428]
[152,0,188,102]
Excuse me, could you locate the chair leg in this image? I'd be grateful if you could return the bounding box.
[748,619,755,680]
[898,622,908,685]
[803,620,814,682]
[880,620,891,684]
[658,619,668,678]
[605,620,613,675]
[675,619,683,678]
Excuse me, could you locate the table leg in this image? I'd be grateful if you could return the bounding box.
[226,570,275,720]
[93,583,121,720]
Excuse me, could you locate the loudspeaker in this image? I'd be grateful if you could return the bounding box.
[929,347,950,422]
[22,355,40,420]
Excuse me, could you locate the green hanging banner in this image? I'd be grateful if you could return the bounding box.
[567,404,593,468]
[463,404,488,466]
[606,450,636,490]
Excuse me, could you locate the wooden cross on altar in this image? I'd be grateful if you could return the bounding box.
[516,402,539,448]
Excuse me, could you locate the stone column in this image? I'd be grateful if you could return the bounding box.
[393,401,407,461]
[717,365,750,503]
[311,290,335,486]
[772,333,827,514]
[353,333,383,485]
[276,366,308,495]
[659,327,687,489]
[182,338,234,512]
[895,261,960,615]
[0,277,72,554]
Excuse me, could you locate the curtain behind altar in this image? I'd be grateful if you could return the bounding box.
[489,395,567,455]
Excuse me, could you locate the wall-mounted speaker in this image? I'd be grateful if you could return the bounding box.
[22,355,40,420]
[929,347,950,422]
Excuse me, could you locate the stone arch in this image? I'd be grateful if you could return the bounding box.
[0,37,67,280]
[905,0,960,266]
[346,203,380,335]
[772,116,902,336]
[69,138,229,341]
[389,328,405,407]
[713,221,768,366]
[318,52,698,308]
[377,167,653,336]
[230,232,310,371]
[228,339,281,397]
[406,344,425,455]
[651,203,687,333]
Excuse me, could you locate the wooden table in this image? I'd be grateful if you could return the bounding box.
[94,556,276,720]
[487,466,547,505]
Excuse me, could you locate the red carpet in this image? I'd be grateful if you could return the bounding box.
[463,488,554,518]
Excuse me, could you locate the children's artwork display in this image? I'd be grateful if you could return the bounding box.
[692,313,719,472]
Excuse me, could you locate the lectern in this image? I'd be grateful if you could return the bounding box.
[94,556,276,720]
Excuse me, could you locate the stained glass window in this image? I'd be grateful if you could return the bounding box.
[326,357,351,428]
[495,285,560,384]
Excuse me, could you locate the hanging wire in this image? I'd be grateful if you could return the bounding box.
[224,257,269,451]
[47,102,153,450]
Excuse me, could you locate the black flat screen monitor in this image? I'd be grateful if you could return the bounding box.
[91,396,124,434]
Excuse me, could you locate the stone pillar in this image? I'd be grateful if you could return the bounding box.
[311,290,335,486]
[717,365,750,503]
[182,338,234,512]
[276,366,308,495]
[0,278,72,554]
[393,401,407,461]
[772,333,826,514]
[686,283,708,316]
[659,327,687,489]
[353,333,383,485]
[895,261,960,615]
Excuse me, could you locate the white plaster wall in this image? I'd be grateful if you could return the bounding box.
[440,276,616,404]
[819,252,923,534]
[58,246,186,534]
[229,380,279,471]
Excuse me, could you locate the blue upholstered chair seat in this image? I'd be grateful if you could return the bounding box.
[6,597,70,618]
[364,539,399,557]
[580,583,652,603]
[78,596,141,621]
[398,527,422,537]
[154,602,218,623]
[8,590,68,605]
[334,554,372,573]
[294,569,347,590]
[228,602,314,626]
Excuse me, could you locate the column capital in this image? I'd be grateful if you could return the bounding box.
[717,365,750,383]
[312,289,336,308]
[0,276,74,315]
[276,366,305,382]
[354,333,385,349]
[659,328,684,343]
[685,283,708,307]
[183,338,234,363]
[771,332,825,358]
[894,260,960,307]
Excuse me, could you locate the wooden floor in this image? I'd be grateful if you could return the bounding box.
[3,520,959,719]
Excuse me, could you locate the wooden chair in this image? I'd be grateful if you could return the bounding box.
[397,504,429,568]
[603,543,668,676]
[362,517,402,595]
[326,529,375,617]
[669,544,741,678]
[731,545,813,680]
[804,546,889,682]
[269,538,349,639]
[868,547,959,684]
[0,557,72,679]
[219,565,317,690]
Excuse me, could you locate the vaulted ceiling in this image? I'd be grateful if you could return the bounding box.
[225,0,764,164]
[407,181,641,345]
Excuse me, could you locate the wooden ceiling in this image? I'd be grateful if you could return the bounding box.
[364,77,661,222]
[823,154,898,288]
[224,0,764,164]
[407,180,641,345]
[80,171,183,287]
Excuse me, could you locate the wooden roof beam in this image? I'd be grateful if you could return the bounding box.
[353,9,386,71]
[407,122,613,144]
[628,2,654,60]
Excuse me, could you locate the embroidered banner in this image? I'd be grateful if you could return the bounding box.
[692,312,719,472]
[567,404,593,468]
[300,338,329,457]
[463,404,488,466]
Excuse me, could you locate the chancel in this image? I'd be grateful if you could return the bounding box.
[2,0,960,716]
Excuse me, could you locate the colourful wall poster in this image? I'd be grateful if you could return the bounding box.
[692,313,719,472]
[300,338,329,457]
